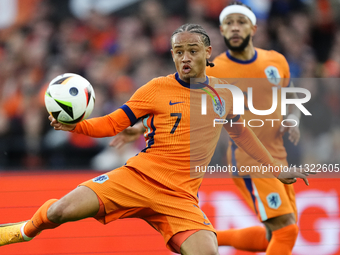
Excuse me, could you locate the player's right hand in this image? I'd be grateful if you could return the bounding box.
[277,167,316,186]
[48,115,76,131]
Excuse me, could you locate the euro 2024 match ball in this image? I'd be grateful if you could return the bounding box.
[45,73,95,124]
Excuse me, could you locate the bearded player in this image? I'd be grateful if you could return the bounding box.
[206,2,302,255]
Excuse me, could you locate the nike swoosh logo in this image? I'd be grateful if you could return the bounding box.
[169,101,184,105]
[203,221,211,225]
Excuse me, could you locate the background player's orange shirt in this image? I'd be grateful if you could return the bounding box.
[206,48,291,169]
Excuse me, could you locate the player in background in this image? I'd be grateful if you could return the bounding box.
[206,2,302,254]
[0,24,310,255]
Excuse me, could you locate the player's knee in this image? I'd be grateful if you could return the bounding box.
[47,199,72,224]
[180,231,219,255]
[202,245,219,255]
[193,240,218,255]
[265,213,296,232]
[181,245,218,255]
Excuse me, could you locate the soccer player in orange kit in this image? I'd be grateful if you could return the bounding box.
[206,2,302,254]
[0,24,310,255]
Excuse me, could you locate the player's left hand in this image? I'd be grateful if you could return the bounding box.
[277,167,316,186]
[279,122,300,146]
[110,123,145,149]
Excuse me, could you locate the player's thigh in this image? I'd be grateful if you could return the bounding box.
[48,185,99,222]
[180,230,218,255]
[233,177,296,221]
[143,194,216,253]
[79,166,153,220]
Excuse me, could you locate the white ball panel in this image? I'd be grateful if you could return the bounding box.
[45,94,62,113]
[58,111,74,123]
[45,73,95,124]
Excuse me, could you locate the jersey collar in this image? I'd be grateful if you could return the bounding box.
[226,49,258,64]
[175,72,208,89]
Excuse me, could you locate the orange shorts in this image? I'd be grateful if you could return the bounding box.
[233,158,297,222]
[79,166,215,253]
[233,177,297,222]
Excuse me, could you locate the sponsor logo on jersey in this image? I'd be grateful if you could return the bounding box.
[169,100,184,105]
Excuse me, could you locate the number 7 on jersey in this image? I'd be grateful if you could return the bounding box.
[170,113,182,134]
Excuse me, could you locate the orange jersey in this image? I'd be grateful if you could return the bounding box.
[74,73,236,199]
[206,48,291,168]
[73,73,276,199]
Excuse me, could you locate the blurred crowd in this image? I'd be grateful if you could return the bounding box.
[0,0,339,170]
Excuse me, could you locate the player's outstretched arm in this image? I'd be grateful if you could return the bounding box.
[49,108,132,138]
[224,116,313,185]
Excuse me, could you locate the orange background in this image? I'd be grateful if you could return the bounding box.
[0,171,339,255]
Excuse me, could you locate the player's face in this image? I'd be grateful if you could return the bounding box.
[171,32,212,83]
[220,14,256,52]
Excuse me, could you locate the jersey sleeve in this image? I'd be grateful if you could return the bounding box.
[73,108,131,137]
[73,80,158,137]
[120,79,158,125]
[224,117,275,167]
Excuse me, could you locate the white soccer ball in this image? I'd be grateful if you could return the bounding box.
[45,73,95,124]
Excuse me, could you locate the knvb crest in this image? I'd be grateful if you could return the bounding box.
[265,66,281,86]
[266,192,281,209]
[212,96,225,117]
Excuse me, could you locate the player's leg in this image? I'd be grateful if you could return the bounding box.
[143,185,219,255]
[180,230,219,255]
[264,213,298,255]
[0,185,100,246]
[217,177,298,254]
[216,177,269,252]
[264,183,298,255]
[217,213,298,255]
[216,226,268,252]
[47,186,100,223]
